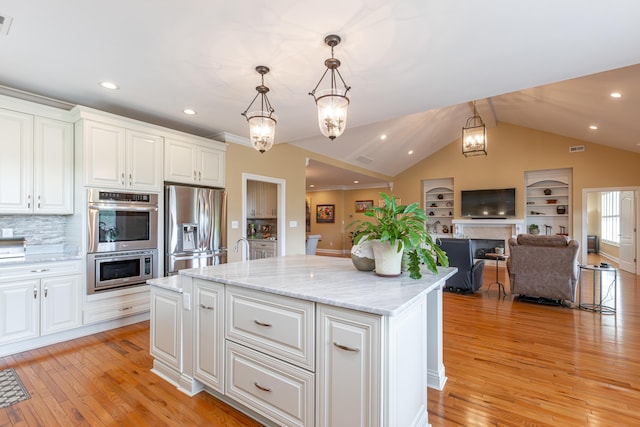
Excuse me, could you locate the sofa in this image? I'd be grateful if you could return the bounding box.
[507,234,580,304]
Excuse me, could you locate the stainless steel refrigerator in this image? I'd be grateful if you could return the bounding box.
[165,184,227,275]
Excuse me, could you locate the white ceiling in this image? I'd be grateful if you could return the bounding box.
[1,1,640,190]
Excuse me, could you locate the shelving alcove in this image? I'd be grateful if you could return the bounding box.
[423,177,455,239]
[525,168,572,237]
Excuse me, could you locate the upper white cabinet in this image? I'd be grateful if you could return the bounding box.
[247,180,277,218]
[165,137,226,188]
[79,119,163,191]
[0,108,73,214]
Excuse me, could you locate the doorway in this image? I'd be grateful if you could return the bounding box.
[582,187,638,274]
[242,173,286,257]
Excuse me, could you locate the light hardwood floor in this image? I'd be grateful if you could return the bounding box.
[1,256,638,426]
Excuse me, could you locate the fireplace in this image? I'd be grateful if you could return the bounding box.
[452,219,525,257]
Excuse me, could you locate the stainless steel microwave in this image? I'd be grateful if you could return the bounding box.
[87,249,156,294]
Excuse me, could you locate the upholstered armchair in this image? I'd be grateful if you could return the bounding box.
[507,234,580,303]
[437,238,485,294]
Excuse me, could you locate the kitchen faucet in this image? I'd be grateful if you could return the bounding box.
[233,237,250,261]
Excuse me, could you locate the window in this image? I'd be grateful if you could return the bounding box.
[601,191,620,244]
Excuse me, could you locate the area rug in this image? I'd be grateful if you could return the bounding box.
[0,368,31,409]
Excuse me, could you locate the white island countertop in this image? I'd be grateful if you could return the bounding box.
[151,255,456,316]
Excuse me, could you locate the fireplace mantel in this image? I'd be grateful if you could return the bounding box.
[451,220,526,256]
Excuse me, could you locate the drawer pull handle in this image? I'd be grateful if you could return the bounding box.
[119,306,134,312]
[30,268,50,273]
[254,382,272,392]
[254,320,272,328]
[334,342,360,353]
[199,304,214,310]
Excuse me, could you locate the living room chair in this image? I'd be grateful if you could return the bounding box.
[437,238,485,294]
[507,234,580,305]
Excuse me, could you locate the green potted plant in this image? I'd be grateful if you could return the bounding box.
[529,224,540,235]
[347,192,448,279]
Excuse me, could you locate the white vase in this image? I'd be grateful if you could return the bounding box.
[371,239,404,277]
[351,238,375,271]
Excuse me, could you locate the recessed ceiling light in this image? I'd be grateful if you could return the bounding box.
[309,184,315,188]
[353,180,359,184]
[100,81,119,90]
[610,92,622,98]
[408,150,414,155]
[380,134,387,140]
[183,109,197,115]
[589,125,598,130]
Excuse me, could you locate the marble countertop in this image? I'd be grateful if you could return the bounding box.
[0,244,81,266]
[149,255,456,316]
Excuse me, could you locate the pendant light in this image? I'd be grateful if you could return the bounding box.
[241,66,277,153]
[462,100,487,157]
[309,34,351,140]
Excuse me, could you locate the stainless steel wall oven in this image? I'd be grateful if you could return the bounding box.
[86,189,159,293]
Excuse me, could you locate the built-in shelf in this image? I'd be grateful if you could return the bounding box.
[525,168,572,237]
[423,177,454,237]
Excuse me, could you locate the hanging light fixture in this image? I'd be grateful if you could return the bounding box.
[241,66,277,153]
[309,34,351,140]
[462,100,487,157]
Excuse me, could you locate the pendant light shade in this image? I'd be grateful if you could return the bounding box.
[242,66,277,153]
[309,35,351,140]
[462,100,487,157]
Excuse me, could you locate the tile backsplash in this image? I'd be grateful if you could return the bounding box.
[0,215,67,246]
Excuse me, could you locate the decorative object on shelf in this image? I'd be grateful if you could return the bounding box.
[546,199,557,204]
[309,34,351,140]
[544,224,553,235]
[530,210,545,215]
[430,203,438,207]
[347,192,448,279]
[355,200,373,213]
[446,201,453,207]
[529,224,540,235]
[429,211,435,216]
[558,225,567,235]
[241,66,277,153]
[437,194,444,199]
[557,205,567,214]
[316,204,335,223]
[442,225,449,234]
[495,246,504,255]
[462,100,487,157]
[544,188,552,195]
[350,236,375,271]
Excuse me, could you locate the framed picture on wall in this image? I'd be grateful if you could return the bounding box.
[355,200,374,213]
[316,204,335,223]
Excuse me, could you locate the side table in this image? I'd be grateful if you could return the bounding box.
[485,253,508,297]
[578,264,617,314]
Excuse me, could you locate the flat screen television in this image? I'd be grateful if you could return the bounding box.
[461,188,516,218]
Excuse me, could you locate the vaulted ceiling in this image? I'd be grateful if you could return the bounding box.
[1,1,639,190]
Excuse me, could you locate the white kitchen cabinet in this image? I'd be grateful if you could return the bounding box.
[0,109,73,214]
[165,137,225,188]
[81,119,163,191]
[194,279,224,393]
[317,304,381,427]
[247,181,277,218]
[0,261,82,345]
[249,240,277,260]
[150,286,182,372]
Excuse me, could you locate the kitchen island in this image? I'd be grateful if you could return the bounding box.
[149,255,456,427]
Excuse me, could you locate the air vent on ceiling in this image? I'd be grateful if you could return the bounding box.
[569,145,585,153]
[356,155,373,164]
[0,15,13,36]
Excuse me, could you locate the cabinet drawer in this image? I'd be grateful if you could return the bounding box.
[0,260,81,280]
[226,287,314,370]
[226,341,314,427]
[84,293,150,324]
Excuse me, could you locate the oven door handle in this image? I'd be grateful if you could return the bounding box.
[89,205,158,212]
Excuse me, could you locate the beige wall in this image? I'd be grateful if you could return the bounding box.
[227,122,640,260]
[225,143,309,262]
[392,122,640,257]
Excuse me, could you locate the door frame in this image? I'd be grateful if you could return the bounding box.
[581,186,638,274]
[242,173,286,257]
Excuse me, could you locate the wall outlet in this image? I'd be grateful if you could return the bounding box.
[1,228,13,238]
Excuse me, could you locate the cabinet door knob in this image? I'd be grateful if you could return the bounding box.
[121,172,125,185]
[333,342,360,353]
[27,194,31,209]
[129,173,132,186]
[33,287,38,299]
